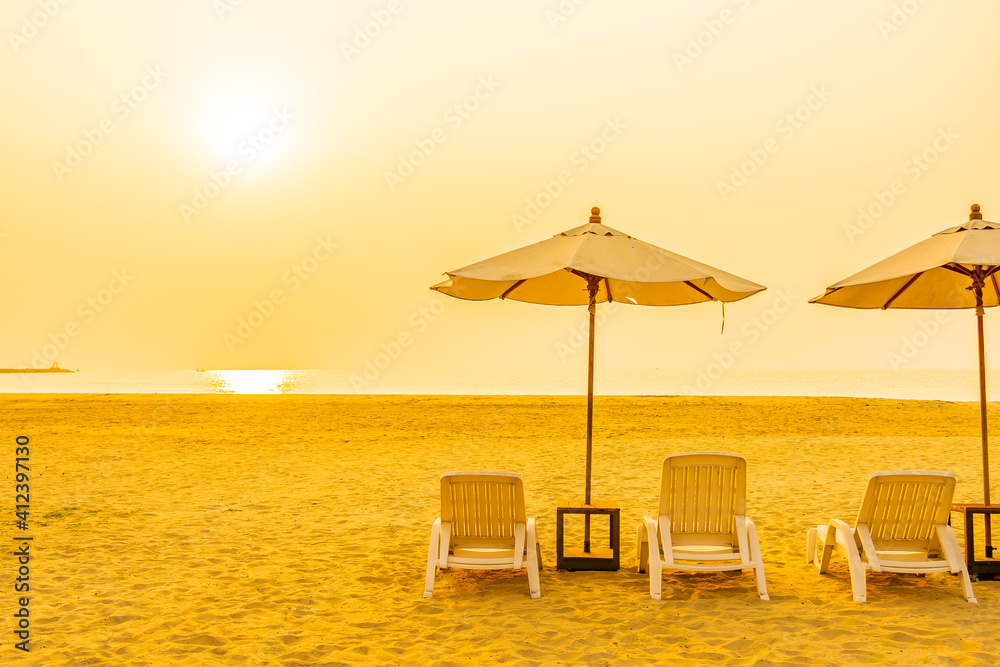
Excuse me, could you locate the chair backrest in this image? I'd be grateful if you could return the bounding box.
[659,453,746,535]
[440,472,526,540]
[855,471,955,544]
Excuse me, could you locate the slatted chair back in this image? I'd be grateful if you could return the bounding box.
[441,472,526,546]
[659,453,746,541]
[855,472,955,550]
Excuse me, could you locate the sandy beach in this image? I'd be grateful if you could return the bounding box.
[3,394,999,665]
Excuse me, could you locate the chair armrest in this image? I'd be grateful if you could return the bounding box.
[642,515,662,575]
[854,522,881,572]
[513,521,526,570]
[934,524,964,573]
[438,520,452,567]
[658,515,675,566]
[829,518,867,572]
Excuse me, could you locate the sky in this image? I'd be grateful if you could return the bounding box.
[2,0,1000,378]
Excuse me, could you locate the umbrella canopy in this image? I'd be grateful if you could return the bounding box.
[812,205,1000,310]
[811,204,998,550]
[432,207,765,554]
[432,208,765,306]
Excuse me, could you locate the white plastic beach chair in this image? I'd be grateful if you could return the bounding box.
[637,453,768,600]
[806,471,977,603]
[424,471,542,599]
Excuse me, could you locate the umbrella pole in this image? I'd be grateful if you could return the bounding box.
[584,282,597,553]
[976,298,994,556]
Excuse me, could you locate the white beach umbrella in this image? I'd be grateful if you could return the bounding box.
[811,204,999,551]
[431,207,766,550]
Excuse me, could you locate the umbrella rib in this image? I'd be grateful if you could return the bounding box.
[603,277,612,303]
[500,279,526,300]
[992,274,1000,304]
[882,272,923,309]
[943,264,973,277]
[684,280,715,302]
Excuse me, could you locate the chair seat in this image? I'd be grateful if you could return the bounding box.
[673,544,742,558]
[872,550,938,564]
[876,560,952,573]
[447,557,520,570]
[452,546,516,559]
[666,560,755,572]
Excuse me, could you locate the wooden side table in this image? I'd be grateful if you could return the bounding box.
[556,499,620,571]
[951,503,1000,580]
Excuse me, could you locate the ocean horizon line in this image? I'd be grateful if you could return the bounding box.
[3,368,1000,401]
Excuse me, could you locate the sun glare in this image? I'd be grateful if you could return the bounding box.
[208,369,291,394]
[201,85,295,168]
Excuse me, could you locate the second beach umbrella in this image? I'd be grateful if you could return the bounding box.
[811,204,1000,554]
[431,207,767,550]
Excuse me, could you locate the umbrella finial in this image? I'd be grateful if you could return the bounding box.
[970,204,983,220]
[589,207,601,223]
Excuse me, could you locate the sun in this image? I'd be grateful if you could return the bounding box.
[198,77,296,168]
[205,100,276,157]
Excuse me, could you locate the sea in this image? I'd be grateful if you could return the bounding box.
[2,368,999,401]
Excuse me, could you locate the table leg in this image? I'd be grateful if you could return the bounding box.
[966,508,976,572]
[556,509,565,570]
[986,513,994,558]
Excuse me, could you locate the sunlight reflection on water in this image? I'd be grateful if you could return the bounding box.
[204,370,304,394]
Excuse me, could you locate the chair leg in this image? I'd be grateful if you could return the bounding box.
[958,566,978,603]
[826,519,866,602]
[806,527,816,564]
[815,525,836,575]
[746,518,769,601]
[935,525,978,603]
[847,560,867,603]
[649,556,662,600]
[636,523,648,574]
[642,517,662,599]
[526,518,541,599]
[424,518,441,598]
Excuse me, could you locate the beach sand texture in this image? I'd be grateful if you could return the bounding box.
[3,394,999,665]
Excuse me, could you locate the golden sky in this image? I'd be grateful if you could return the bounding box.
[2,1,999,374]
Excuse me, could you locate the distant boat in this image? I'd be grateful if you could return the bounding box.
[195,368,206,372]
